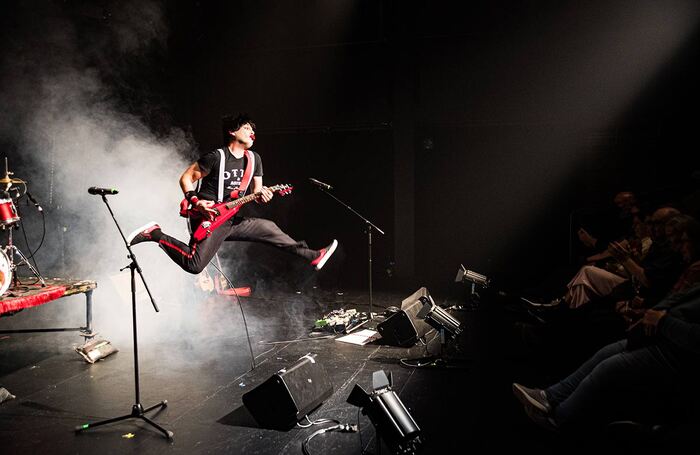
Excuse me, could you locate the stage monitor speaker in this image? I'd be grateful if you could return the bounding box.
[242,353,333,430]
[377,287,433,347]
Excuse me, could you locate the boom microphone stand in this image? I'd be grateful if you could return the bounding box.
[76,191,172,439]
[309,178,384,322]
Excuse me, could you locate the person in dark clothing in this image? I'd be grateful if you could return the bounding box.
[616,216,700,326]
[549,207,683,310]
[126,113,337,274]
[513,233,700,435]
[577,191,643,263]
[518,208,685,366]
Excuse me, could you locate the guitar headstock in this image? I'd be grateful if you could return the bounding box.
[273,184,293,196]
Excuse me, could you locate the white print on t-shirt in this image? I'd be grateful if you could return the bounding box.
[222,169,244,180]
[223,169,244,192]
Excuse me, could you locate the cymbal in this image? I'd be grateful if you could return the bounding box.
[0,177,25,184]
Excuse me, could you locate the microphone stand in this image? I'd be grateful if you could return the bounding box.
[313,183,384,323]
[76,194,172,439]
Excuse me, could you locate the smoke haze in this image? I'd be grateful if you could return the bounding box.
[0,1,214,353]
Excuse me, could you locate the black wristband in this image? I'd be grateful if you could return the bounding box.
[185,191,197,203]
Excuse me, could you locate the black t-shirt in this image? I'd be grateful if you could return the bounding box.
[639,240,684,302]
[196,149,263,201]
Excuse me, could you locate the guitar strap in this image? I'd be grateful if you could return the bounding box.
[184,148,226,232]
[216,148,226,203]
[230,150,255,199]
[215,148,255,201]
[185,148,256,232]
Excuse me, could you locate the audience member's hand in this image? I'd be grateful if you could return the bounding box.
[586,250,613,264]
[615,301,645,325]
[608,240,632,262]
[604,261,623,275]
[629,295,645,308]
[577,228,597,248]
[614,300,628,314]
[641,309,667,336]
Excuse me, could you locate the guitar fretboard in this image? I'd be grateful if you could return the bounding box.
[225,185,286,209]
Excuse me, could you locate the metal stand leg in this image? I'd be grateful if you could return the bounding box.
[80,289,96,341]
[75,263,171,439]
[8,245,46,286]
[4,227,46,286]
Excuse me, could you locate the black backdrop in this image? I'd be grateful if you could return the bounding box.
[2,0,700,295]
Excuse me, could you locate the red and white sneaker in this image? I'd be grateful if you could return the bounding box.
[127,222,161,246]
[311,239,338,270]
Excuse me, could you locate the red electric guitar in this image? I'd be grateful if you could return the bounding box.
[182,184,293,243]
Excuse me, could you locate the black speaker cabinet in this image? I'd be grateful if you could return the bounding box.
[242,353,333,430]
[377,287,432,347]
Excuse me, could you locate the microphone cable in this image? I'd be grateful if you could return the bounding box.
[301,421,358,455]
[20,203,47,260]
[16,203,46,285]
[209,259,256,371]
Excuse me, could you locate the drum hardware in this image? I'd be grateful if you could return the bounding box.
[3,214,47,288]
[0,198,20,227]
[0,157,47,292]
[1,157,26,191]
[0,249,11,296]
[0,177,26,185]
[0,158,28,215]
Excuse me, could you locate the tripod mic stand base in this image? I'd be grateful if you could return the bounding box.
[75,400,173,439]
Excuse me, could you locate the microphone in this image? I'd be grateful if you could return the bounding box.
[88,187,119,196]
[26,192,43,212]
[309,178,333,191]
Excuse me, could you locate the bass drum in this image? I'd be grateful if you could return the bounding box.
[0,249,11,296]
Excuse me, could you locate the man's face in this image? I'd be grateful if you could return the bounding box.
[231,123,255,148]
[667,225,684,252]
[649,215,666,240]
[614,195,636,215]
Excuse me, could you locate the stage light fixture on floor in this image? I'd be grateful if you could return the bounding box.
[347,370,421,454]
[398,290,467,369]
[416,294,463,340]
[455,264,489,287]
[455,264,489,308]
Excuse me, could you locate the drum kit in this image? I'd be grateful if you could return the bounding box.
[0,158,46,295]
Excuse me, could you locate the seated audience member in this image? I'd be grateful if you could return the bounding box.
[517,208,685,366]
[513,249,700,438]
[549,207,682,310]
[577,191,643,263]
[617,216,700,327]
[595,214,652,279]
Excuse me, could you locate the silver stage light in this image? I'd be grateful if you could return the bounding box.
[347,370,421,454]
[455,264,490,308]
[416,294,463,339]
[455,263,489,287]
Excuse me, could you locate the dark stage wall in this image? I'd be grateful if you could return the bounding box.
[179,1,700,292]
[2,1,700,294]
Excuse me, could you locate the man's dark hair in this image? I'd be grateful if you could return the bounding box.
[221,113,256,145]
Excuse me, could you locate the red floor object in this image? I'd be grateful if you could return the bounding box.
[217,287,252,297]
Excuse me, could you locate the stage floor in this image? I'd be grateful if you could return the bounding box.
[0,288,577,454]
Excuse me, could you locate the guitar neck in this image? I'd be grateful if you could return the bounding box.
[225,185,282,209]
